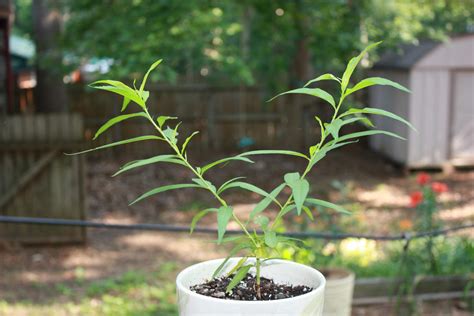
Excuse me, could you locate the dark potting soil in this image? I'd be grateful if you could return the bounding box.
[190,273,313,301]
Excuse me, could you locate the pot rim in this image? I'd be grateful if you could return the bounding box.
[176,257,326,305]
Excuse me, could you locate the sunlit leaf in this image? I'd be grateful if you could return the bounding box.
[239,150,309,160]
[345,77,410,96]
[113,154,185,176]
[139,59,162,93]
[305,198,351,214]
[157,116,178,128]
[217,177,246,194]
[66,135,163,155]
[303,73,341,87]
[269,88,336,109]
[335,129,405,143]
[192,178,216,193]
[249,183,286,220]
[220,181,279,206]
[226,257,248,277]
[342,107,416,131]
[284,174,309,215]
[201,156,254,175]
[90,80,145,108]
[302,205,314,220]
[226,265,251,293]
[130,183,202,205]
[181,131,199,154]
[93,113,147,140]
[341,41,382,92]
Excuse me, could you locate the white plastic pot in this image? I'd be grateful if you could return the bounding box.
[176,258,326,316]
[321,268,355,316]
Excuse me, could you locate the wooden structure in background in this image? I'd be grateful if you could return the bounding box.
[69,85,326,154]
[369,35,474,168]
[0,114,86,243]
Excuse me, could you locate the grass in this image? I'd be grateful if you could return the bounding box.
[0,262,179,316]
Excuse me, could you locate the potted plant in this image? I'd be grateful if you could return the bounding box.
[72,42,413,315]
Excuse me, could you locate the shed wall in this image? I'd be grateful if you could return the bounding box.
[368,70,410,164]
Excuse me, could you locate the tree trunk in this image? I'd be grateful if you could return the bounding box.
[32,0,67,113]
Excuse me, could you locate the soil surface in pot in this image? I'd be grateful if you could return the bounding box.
[190,273,313,301]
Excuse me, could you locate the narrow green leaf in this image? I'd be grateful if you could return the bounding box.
[201,156,254,175]
[264,230,278,248]
[336,129,405,143]
[239,150,309,160]
[89,81,145,108]
[217,177,246,194]
[191,178,216,193]
[305,198,351,215]
[220,181,279,206]
[226,257,248,277]
[249,183,286,220]
[324,118,344,139]
[139,90,150,102]
[226,265,251,293]
[139,59,162,93]
[121,97,131,112]
[163,126,178,144]
[94,113,147,140]
[269,88,336,109]
[181,131,199,154]
[113,154,184,176]
[341,41,382,92]
[302,205,314,220]
[285,177,309,215]
[157,116,177,128]
[190,208,218,234]
[303,73,341,87]
[279,205,296,217]
[346,77,410,96]
[213,243,252,278]
[342,107,416,131]
[309,140,359,168]
[66,135,163,155]
[217,206,233,244]
[130,184,202,205]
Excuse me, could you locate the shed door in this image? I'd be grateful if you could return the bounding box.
[450,71,474,164]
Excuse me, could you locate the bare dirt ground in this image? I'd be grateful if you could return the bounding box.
[1,144,473,315]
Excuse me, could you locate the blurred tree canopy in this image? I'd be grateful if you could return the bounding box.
[15,0,474,91]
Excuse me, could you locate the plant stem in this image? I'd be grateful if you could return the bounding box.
[255,257,261,300]
[143,108,257,246]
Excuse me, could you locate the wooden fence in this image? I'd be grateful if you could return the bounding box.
[69,84,332,155]
[0,113,86,243]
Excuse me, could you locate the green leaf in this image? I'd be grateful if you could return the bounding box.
[346,77,410,96]
[269,88,336,109]
[264,230,278,248]
[93,113,147,140]
[217,206,234,244]
[341,41,382,92]
[213,243,253,278]
[239,150,309,160]
[342,107,416,131]
[324,118,344,139]
[226,265,251,293]
[336,129,405,143]
[66,135,163,155]
[217,177,246,194]
[308,140,359,169]
[226,257,248,277]
[130,183,202,205]
[279,205,297,217]
[190,208,218,234]
[302,205,314,220]
[157,116,177,128]
[303,73,341,87]
[181,131,199,154]
[305,198,351,215]
[163,126,178,144]
[90,80,145,108]
[249,183,286,220]
[191,178,216,193]
[139,90,150,102]
[284,174,309,216]
[113,154,184,176]
[220,181,279,206]
[121,98,131,112]
[254,215,270,229]
[139,59,162,93]
[201,156,254,175]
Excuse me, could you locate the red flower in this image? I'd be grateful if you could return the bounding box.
[416,172,431,185]
[431,182,448,194]
[410,191,423,207]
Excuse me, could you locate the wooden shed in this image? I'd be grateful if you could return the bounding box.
[368,35,474,168]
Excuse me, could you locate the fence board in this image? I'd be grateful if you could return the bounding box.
[0,114,86,243]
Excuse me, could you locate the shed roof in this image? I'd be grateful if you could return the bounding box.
[373,40,440,70]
